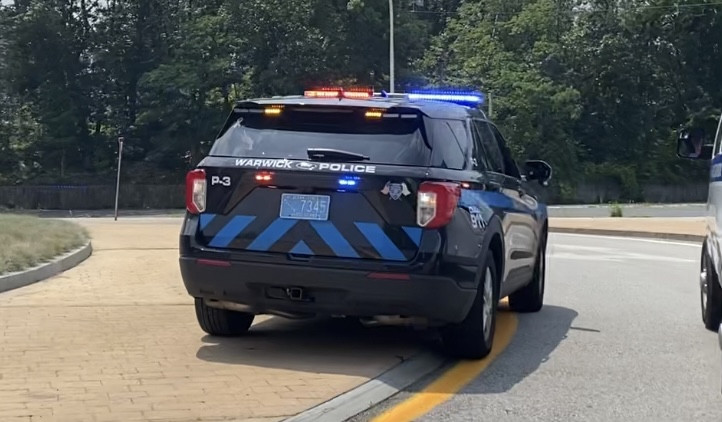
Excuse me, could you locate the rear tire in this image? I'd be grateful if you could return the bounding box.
[701,250,722,331]
[441,255,498,359]
[194,298,255,336]
[509,234,546,313]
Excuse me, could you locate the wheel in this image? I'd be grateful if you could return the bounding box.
[441,254,499,359]
[701,250,722,331]
[194,298,255,336]
[509,233,547,313]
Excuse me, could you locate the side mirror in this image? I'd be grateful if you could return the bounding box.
[677,128,713,160]
[524,160,552,186]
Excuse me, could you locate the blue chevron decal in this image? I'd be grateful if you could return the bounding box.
[354,222,406,261]
[289,240,313,255]
[247,218,298,251]
[199,213,216,230]
[402,226,422,247]
[310,221,359,258]
[208,215,255,248]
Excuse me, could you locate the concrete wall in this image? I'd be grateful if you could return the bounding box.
[531,182,709,205]
[562,183,709,204]
[0,185,185,210]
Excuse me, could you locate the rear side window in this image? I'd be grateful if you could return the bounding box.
[425,118,468,170]
[210,106,431,167]
[472,120,505,174]
[488,124,521,178]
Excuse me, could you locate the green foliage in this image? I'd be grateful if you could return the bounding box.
[0,0,720,202]
[584,163,641,201]
[419,0,720,196]
[609,203,623,218]
[0,0,441,185]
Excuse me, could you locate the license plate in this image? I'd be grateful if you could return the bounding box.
[280,194,330,221]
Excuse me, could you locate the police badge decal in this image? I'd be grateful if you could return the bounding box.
[380,181,411,200]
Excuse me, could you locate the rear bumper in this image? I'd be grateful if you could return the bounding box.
[179,256,477,324]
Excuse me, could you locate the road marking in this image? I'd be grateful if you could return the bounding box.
[371,311,518,422]
[547,245,697,263]
[548,254,696,263]
[552,232,702,247]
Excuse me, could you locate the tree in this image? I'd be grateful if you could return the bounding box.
[0,0,719,202]
[419,0,582,182]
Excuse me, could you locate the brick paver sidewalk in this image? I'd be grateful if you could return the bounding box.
[0,218,420,422]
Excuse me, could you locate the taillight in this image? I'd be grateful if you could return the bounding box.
[186,169,206,214]
[417,182,461,228]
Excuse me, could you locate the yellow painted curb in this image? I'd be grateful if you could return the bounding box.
[372,311,518,422]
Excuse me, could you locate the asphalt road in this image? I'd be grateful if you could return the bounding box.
[351,233,722,422]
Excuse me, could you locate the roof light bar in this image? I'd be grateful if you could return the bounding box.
[407,90,485,106]
[304,88,343,98]
[344,87,374,99]
[304,87,373,99]
[264,107,282,116]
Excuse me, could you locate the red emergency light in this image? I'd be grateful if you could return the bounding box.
[304,87,343,98]
[303,87,373,99]
[343,87,374,99]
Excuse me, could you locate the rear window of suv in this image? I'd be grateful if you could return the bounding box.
[209,105,468,170]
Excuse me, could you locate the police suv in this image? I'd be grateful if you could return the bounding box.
[179,87,552,359]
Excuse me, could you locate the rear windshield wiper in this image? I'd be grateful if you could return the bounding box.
[307,148,370,162]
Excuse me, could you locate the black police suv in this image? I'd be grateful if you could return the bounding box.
[179,88,552,359]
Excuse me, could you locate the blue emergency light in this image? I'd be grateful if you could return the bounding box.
[407,89,485,107]
[338,176,360,187]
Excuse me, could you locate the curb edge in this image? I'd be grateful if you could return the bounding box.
[282,351,446,422]
[0,241,93,294]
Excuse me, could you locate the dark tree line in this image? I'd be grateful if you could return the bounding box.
[0,0,719,201]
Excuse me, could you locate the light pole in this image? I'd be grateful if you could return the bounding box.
[488,92,493,118]
[389,0,395,93]
[114,136,124,221]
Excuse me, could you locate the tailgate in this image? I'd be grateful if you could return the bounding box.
[197,166,423,262]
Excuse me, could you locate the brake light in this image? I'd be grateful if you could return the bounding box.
[417,182,461,228]
[255,172,273,182]
[185,169,206,214]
